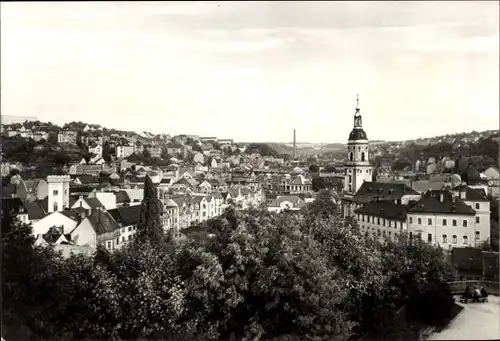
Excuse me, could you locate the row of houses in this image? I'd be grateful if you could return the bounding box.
[2,174,265,256]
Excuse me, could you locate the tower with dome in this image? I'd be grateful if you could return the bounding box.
[341,95,373,217]
[344,94,372,195]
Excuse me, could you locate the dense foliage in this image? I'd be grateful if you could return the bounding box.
[2,193,456,341]
[245,143,279,157]
[311,177,343,193]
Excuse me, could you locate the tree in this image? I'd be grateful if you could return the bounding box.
[308,164,319,173]
[48,132,58,145]
[135,175,165,246]
[177,208,354,340]
[142,148,151,159]
[102,141,112,162]
[2,212,73,340]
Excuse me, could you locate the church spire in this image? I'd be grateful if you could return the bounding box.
[353,93,362,128]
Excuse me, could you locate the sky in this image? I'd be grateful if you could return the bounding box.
[1,1,499,143]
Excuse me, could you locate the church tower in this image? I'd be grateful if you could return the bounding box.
[343,94,372,196]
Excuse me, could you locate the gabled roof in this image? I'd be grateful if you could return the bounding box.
[85,197,104,209]
[75,175,99,185]
[107,205,142,227]
[408,190,475,216]
[192,195,206,204]
[173,178,192,187]
[355,202,409,222]
[86,209,120,234]
[452,185,489,202]
[352,181,419,204]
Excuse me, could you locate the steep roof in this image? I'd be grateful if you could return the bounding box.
[408,190,476,216]
[23,201,46,220]
[86,209,120,234]
[352,181,419,204]
[355,202,409,222]
[85,197,105,209]
[107,205,142,227]
[452,185,489,202]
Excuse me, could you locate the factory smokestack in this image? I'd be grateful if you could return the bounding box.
[293,129,296,160]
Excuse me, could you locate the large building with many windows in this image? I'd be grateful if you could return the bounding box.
[341,95,491,249]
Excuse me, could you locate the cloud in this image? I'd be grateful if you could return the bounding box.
[1,1,498,142]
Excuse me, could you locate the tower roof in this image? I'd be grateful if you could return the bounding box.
[348,94,368,141]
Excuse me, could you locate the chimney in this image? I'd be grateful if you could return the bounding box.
[293,129,296,160]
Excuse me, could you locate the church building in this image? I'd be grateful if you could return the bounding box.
[340,95,491,250]
[341,95,373,217]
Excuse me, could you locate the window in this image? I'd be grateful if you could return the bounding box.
[428,218,432,225]
[383,219,386,226]
[388,231,392,238]
[463,220,468,227]
[443,219,447,226]
[475,231,480,240]
[452,235,457,244]
[53,203,58,212]
[361,152,365,161]
[463,236,468,245]
[388,221,391,227]
[106,241,112,250]
[417,232,422,240]
[476,216,480,223]
[409,232,413,239]
[417,218,422,225]
[409,217,413,224]
[475,203,480,209]
[122,236,125,242]
[452,219,457,226]
[383,230,386,236]
[350,152,353,161]
[128,235,131,240]
[362,215,365,222]
[428,233,432,242]
[400,222,403,229]
[442,235,448,243]
[128,226,131,232]
[377,229,381,236]
[116,237,119,245]
[377,218,380,225]
[53,190,58,195]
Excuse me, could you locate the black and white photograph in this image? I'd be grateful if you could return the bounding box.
[1,1,499,341]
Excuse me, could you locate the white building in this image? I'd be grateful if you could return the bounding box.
[116,145,135,158]
[47,175,71,213]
